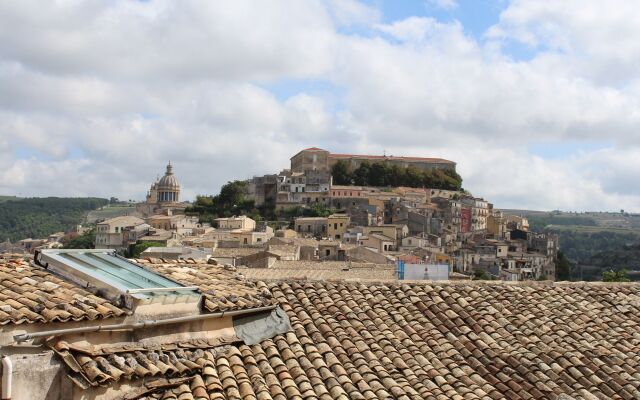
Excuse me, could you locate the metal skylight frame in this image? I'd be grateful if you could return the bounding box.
[35,249,199,304]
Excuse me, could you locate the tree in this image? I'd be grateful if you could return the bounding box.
[131,241,165,258]
[62,230,95,249]
[473,269,490,280]
[217,180,249,208]
[328,160,463,190]
[187,181,258,222]
[368,162,388,186]
[330,161,351,185]
[353,161,371,186]
[602,268,630,282]
[0,197,109,242]
[404,167,423,187]
[306,203,332,218]
[555,251,572,281]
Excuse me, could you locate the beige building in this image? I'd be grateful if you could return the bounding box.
[214,216,256,231]
[146,214,203,234]
[362,224,408,242]
[505,214,530,231]
[202,229,271,246]
[361,233,396,253]
[486,210,507,238]
[95,216,146,249]
[327,214,350,240]
[294,217,327,238]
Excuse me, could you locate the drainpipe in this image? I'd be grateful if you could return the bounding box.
[1,356,11,400]
[13,305,277,343]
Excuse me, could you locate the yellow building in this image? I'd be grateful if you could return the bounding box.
[327,214,350,240]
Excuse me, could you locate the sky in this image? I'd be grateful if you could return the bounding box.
[1,0,640,212]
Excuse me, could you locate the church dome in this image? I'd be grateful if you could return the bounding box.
[157,162,180,190]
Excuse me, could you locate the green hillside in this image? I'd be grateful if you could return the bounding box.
[0,196,19,203]
[0,197,109,242]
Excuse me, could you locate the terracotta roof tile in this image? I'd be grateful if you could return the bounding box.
[239,262,397,281]
[135,259,278,312]
[0,257,126,325]
[53,280,640,399]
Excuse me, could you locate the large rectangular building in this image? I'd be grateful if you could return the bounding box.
[290,147,456,173]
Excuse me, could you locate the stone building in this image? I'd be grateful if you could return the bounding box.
[95,215,146,249]
[290,147,456,173]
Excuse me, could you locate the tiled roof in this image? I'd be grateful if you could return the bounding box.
[50,337,241,389]
[238,262,397,281]
[0,257,126,325]
[265,245,299,258]
[135,259,277,313]
[62,280,640,399]
[211,247,265,258]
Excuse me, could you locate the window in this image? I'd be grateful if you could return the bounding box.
[244,238,248,244]
[36,249,198,302]
[334,223,338,229]
[325,249,331,256]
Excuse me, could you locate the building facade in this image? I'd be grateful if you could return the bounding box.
[290,147,456,173]
[95,216,146,249]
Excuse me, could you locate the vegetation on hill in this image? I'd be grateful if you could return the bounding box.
[602,268,631,282]
[187,181,265,223]
[130,241,165,258]
[551,235,640,281]
[586,243,640,270]
[331,160,462,190]
[188,180,338,225]
[528,215,597,231]
[0,197,108,242]
[520,210,640,281]
[0,196,19,203]
[62,230,95,249]
[554,251,572,281]
[548,229,640,263]
[279,204,335,220]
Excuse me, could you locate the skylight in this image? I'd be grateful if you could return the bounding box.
[36,249,198,305]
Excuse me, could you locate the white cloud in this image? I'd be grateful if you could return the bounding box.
[0,0,639,211]
[487,0,640,85]
[325,0,381,27]
[426,0,458,11]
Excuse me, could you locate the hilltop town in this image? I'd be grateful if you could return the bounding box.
[2,148,558,282]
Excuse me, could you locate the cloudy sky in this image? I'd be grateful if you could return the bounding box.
[1,0,639,211]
